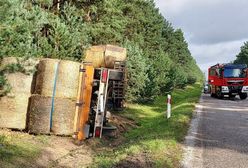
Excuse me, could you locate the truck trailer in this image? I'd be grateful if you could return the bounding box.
[208,63,248,99]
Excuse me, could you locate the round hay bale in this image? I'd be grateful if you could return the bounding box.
[28,95,51,134]
[0,57,38,130]
[0,93,30,130]
[84,45,127,68]
[28,95,76,135]
[6,72,33,95]
[104,45,127,68]
[55,60,80,99]
[34,59,60,97]
[84,46,106,68]
[51,97,76,135]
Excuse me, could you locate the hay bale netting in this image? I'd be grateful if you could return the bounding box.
[28,95,76,135]
[34,58,60,97]
[0,93,30,130]
[56,60,80,99]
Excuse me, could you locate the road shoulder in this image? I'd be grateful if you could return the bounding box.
[181,95,204,168]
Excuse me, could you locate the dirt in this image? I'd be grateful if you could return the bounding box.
[36,136,93,168]
[0,113,138,168]
[114,152,154,168]
[110,115,138,133]
[0,129,93,168]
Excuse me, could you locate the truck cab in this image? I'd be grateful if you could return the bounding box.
[208,64,248,99]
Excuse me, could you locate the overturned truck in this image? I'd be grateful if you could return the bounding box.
[0,45,127,141]
[73,45,127,141]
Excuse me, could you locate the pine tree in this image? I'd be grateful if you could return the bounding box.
[234,42,248,65]
[0,0,204,102]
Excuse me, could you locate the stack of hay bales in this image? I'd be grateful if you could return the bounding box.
[0,57,38,130]
[28,59,80,135]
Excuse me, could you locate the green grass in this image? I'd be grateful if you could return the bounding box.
[0,132,42,167]
[93,83,202,168]
[0,84,202,168]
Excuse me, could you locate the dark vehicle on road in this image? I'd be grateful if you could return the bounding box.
[208,63,248,99]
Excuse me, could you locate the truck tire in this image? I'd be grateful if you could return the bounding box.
[210,88,216,97]
[239,93,247,100]
[211,93,216,97]
[216,90,223,99]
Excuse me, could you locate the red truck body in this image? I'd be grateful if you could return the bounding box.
[208,63,248,99]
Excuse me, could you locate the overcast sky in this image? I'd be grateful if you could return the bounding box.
[155,0,248,72]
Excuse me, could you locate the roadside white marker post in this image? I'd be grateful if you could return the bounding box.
[167,94,171,119]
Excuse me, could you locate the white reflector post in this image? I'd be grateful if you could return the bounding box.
[167,94,171,119]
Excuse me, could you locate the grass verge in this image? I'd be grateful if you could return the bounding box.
[92,83,202,167]
[0,131,42,167]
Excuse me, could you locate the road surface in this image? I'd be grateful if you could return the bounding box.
[182,94,248,168]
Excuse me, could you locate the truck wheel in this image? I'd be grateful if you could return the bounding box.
[239,93,247,100]
[210,88,216,97]
[216,90,223,99]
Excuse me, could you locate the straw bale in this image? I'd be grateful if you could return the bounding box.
[84,45,127,68]
[105,45,127,68]
[28,95,51,134]
[51,97,76,135]
[85,49,105,68]
[6,72,33,95]
[90,45,106,52]
[34,58,60,97]
[0,65,35,130]
[0,93,30,130]
[55,60,80,99]
[28,95,76,135]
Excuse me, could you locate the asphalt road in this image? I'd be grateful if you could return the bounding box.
[182,94,248,168]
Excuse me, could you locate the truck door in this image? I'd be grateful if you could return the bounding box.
[208,68,217,93]
[208,68,216,84]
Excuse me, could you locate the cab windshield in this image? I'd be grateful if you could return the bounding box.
[223,68,246,78]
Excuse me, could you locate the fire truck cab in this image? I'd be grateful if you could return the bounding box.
[208,64,248,99]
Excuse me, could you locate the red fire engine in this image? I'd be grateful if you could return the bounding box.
[208,63,248,99]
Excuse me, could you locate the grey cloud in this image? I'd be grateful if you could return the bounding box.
[155,0,248,72]
[189,39,248,71]
[157,0,248,44]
